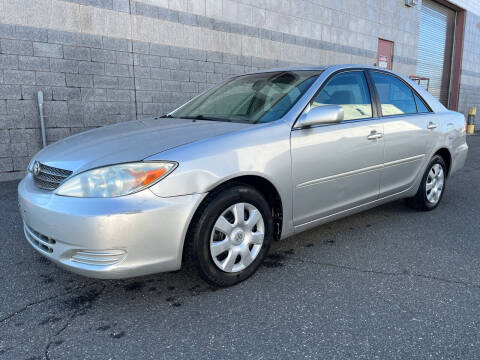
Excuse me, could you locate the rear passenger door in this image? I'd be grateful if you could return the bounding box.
[368,71,437,197]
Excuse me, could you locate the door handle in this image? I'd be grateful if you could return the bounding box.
[427,122,437,130]
[367,130,383,140]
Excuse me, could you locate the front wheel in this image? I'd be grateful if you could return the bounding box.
[186,184,273,287]
[407,155,447,211]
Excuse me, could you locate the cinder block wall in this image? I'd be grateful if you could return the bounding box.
[0,0,422,180]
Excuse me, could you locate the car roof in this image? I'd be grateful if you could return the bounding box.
[248,64,398,73]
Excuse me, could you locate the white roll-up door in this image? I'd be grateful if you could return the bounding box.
[417,0,456,107]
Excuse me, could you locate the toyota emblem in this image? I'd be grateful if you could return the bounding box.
[33,161,41,176]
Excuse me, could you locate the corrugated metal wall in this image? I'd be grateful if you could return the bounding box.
[417,0,456,106]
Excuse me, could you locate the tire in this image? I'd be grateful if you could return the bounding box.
[186,184,273,287]
[407,155,447,211]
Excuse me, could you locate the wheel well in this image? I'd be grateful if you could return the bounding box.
[188,175,284,242]
[434,148,452,175]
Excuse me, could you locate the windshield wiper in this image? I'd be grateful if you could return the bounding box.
[158,114,174,118]
[181,115,232,122]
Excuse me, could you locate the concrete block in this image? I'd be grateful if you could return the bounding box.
[133,41,150,54]
[207,72,223,84]
[46,128,71,143]
[81,88,107,102]
[187,48,206,61]
[91,48,117,63]
[187,0,206,15]
[116,51,134,65]
[33,43,63,58]
[0,24,16,39]
[77,34,103,48]
[181,81,197,92]
[135,90,153,102]
[105,63,131,77]
[0,158,13,172]
[36,72,66,86]
[161,57,180,69]
[135,78,163,91]
[206,0,222,18]
[179,12,198,26]
[21,86,53,101]
[47,29,77,45]
[134,54,162,67]
[214,62,230,74]
[107,89,133,102]
[134,66,151,78]
[150,44,170,57]
[118,77,135,89]
[162,80,181,92]
[94,75,119,88]
[79,61,105,75]
[18,56,50,71]
[197,61,214,73]
[206,51,222,63]
[135,2,159,17]
[151,68,171,80]
[0,116,16,130]
[189,71,206,82]
[4,70,36,85]
[0,55,18,70]
[157,7,179,22]
[171,70,190,81]
[50,59,79,74]
[53,87,82,101]
[112,0,131,12]
[142,102,164,115]
[16,26,48,42]
[179,59,198,71]
[1,39,33,56]
[102,37,131,52]
[66,74,94,88]
[64,46,91,61]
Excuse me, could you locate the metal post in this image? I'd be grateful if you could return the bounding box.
[467,106,476,135]
[37,91,47,148]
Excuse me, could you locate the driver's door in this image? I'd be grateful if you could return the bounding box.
[291,70,384,226]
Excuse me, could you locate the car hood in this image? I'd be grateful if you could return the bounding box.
[35,118,251,173]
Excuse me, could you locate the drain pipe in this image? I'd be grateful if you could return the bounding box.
[37,91,47,148]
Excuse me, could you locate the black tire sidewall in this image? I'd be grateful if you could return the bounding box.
[192,185,273,287]
[419,155,447,210]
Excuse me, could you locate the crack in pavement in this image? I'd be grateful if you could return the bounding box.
[44,284,106,360]
[0,282,95,324]
[283,254,480,290]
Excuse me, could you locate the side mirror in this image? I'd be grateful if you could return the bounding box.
[294,105,344,129]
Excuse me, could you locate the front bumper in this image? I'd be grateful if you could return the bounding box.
[18,174,205,279]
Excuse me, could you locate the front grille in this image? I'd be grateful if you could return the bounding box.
[24,223,56,254]
[33,163,72,190]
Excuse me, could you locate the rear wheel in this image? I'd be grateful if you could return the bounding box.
[407,155,446,211]
[186,184,273,287]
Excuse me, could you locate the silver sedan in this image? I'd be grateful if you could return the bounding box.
[18,65,468,286]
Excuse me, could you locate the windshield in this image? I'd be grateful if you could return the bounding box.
[170,70,322,124]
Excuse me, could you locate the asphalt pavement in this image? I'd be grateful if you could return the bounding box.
[1,136,480,360]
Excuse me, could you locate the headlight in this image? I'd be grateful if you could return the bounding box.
[55,162,177,198]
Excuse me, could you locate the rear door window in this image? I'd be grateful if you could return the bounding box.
[370,72,417,116]
[414,93,430,113]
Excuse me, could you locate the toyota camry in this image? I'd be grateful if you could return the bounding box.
[18,65,468,286]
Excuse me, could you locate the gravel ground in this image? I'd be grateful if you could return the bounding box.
[1,136,479,360]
